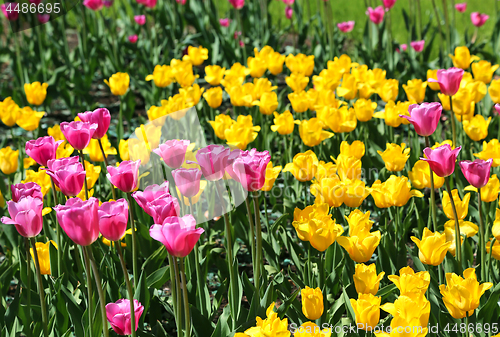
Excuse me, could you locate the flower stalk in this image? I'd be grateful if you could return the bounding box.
[30,238,49,337]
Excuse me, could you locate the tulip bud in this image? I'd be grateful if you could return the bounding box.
[301,286,324,320]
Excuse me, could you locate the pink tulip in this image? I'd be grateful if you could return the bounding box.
[234,31,242,40]
[172,168,202,198]
[285,6,293,19]
[421,144,462,178]
[400,44,408,52]
[83,0,103,11]
[366,6,384,24]
[132,181,170,210]
[495,104,500,115]
[128,35,138,43]
[382,0,396,9]
[25,136,63,167]
[60,121,98,151]
[103,0,113,6]
[134,15,146,25]
[228,0,244,9]
[47,156,80,171]
[428,67,464,96]
[106,299,144,335]
[219,18,230,27]
[195,145,231,181]
[400,102,442,137]
[78,108,111,140]
[153,140,190,169]
[337,21,355,33]
[455,2,466,12]
[239,40,245,47]
[98,199,129,242]
[176,0,186,4]
[107,160,141,193]
[136,0,156,7]
[150,215,204,257]
[470,12,489,27]
[410,40,425,52]
[1,196,43,238]
[282,0,294,4]
[45,162,86,197]
[1,3,19,21]
[53,197,99,246]
[29,0,41,4]
[459,159,493,189]
[11,182,43,202]
[144,196,180,224]
[37,14,50,24]
[229,149,271,192]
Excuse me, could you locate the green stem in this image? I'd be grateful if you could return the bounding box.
[118,98,124,144]
[167,254,180,335]
[445,177,462,273]
[79,150,89,200]
[245,198,256,286]
[13,32,25,87]
[188,199,205,316]
[442,0,451,53]
[488,238,496,282]
[86,246,110,337]
[478,190,486,281]
[431,0,445,61]
[450,98,457,148]
[30,238,49,337]
[425,136,438,231]
[173,257,183,337]
[25,238,32,335]
[252,192,263,297]
[98,139,117,200]
[126,193,139,289]
[235,9,247,63]
[82,247,94,337]
[116,243,137,337]
[180,258,191,337]
[50,178,62,277]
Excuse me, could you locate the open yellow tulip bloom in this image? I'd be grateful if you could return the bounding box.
[411,228,451,266]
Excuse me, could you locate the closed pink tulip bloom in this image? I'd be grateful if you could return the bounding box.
[132,181,170,211]
[25,136,64,167]
[495,104,500,115]
[78,108,111,139]
[428,67,464,96]
[172,168,202,198]
[47,156,80,171]
[1,3,19,20]
[400,44,408,52]
[470,12,489,27]
[144,196,180,224]
[83,0,103,10]
[285,6,293,19]
[366,6,384,24]
[195,145,231,181]
[54,197,99,246]
[150,215,204,257]
[421,144,462,178]
[11,182,43,202]
[153,140,190,169]
[106,299,144,335]
[382,0,396,9]
[228,0,244,9]
[60,121,98,151]
[219,18,230,27]
[1,196,43,238]
[128,35,138,43]
[455,3,466,12]
[107,160,141,193]
[337,21,355,33]
[45,162,86,197]
[282,0,294,4]
[175,0,186,4]
[230,149,271,192]
[401,102,442,137]
[410,40,425,52]
[98,199,129,242]
[134,15,146,25]
[37,14,50,24]
[459,159,493,188]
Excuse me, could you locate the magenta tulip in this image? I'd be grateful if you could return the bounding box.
[11,182,43,202]
[83,0,103,10]
[45,162,86,197]
[282,0,294,4]
[219,18,230,27]
[53,197,99,246]
[428,67,464,96]
[285,6,293,19]
[47,156,80,171]
[60,121,98,151]
[103,0,113,6]
[1,3,19,21]
[455,2,466,12]
[366,6,384,24]
[143,196,180,224]
[132,181,170,210]
[229,149,271,192]
[37,14,50,23]
[400,102,442,137]
[150,215,204,257]
[337,21,355,33]
[134,15,146,25]
[98,199,129,242]
[175,0,186,4]
[459,159,493,189]
[495,104,500,115]
[400,44,408,52]
[410,40,425,52]
[25,136,63,167]
[107,160,141,193]
[78,108,111,139]
[128,35,138,44]
[106,299,144,335]
[471,12,489,27]
[195,145,230,181]
[382,0,396,9]
[228,0,244,9]
[1,196,43,238]
[153,139,190,169]
[172,168,202,198]
[421,144,462,178]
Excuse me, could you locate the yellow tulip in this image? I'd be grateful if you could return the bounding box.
[285,53,315,76]
[438,93,451,111]
[492,209,500,241]
[474,138,500,167]
[294,322,331,337]
[442,189,470,220]
[267,52,286,75]
[340,140,365,159]
[343,179,370,208]
[370,176,423,208]
[366,68,387,89]
[145,65,173,88]
[253,46,274,63]
[350,294,381,331]
[377,143,410,172]
[310,176,345,207]
[23,168,51,196]
[337,226,380,263]
[354,98,377,122]
[203,87,223,109]
[23,157,37,169]
[403,79,427,103]
[411,228,451,266]
[209,114,234,140]
[427,69,440,91]
[298,118,333,147]
[313,69,342,92]
[270,110,294,135]
[301,286,324,320]
[252,78,277,100]
[432,139,454,150]
[228,84,254,107]
[354,263,385,295]
[315,161,337,180]
[369,180,392,209]
[16,107,45,131]
[334,154,361,181]
[486,240,500,260]
[357,82,376,99]
[118,139,130,161]
[346,209,374,237]
[83,161,101,189]
[172,61,198,88]
[24,82,48,106]
[178,84,204,107]
[242,302,290,337]
[444,227,463,257]
[204,65,226,86]
[462,114,491,141]
[261,161,282,191]
[83,135,117,162]
[489,79,500,103]
[440,268,493,319]
[0,146,19,175]
[452,88,475,120]
[373,100,414,127]
[253,91,278,115]
[128,138,151,165]
[30,241,58,275]
[351,64,368,82]
[286,72,309,92]
[408,160,445,189]
[0,97,20,127]
[378,79,399,102]
[135,124,161,151]
[183,46,208,66]
[177,180,207,206]
[246,57,267,78]
[225,115,260,150]
[380,292,430,330]
[388,266,430,296]
[0,189,4,207]
[223,62,249,85]
[468,174,499,202]
[449,46,479,69]
[314,89,343,112]
[472,60,499,84]
[283,150,318,182]
[443,219,478,237]
[323,106,357,133]
[104,72,130,96]
[336,73,358,100]
[327,54,353,75]
[288,90,311,113]
[56,143,74,159]
[464,80,487,103]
